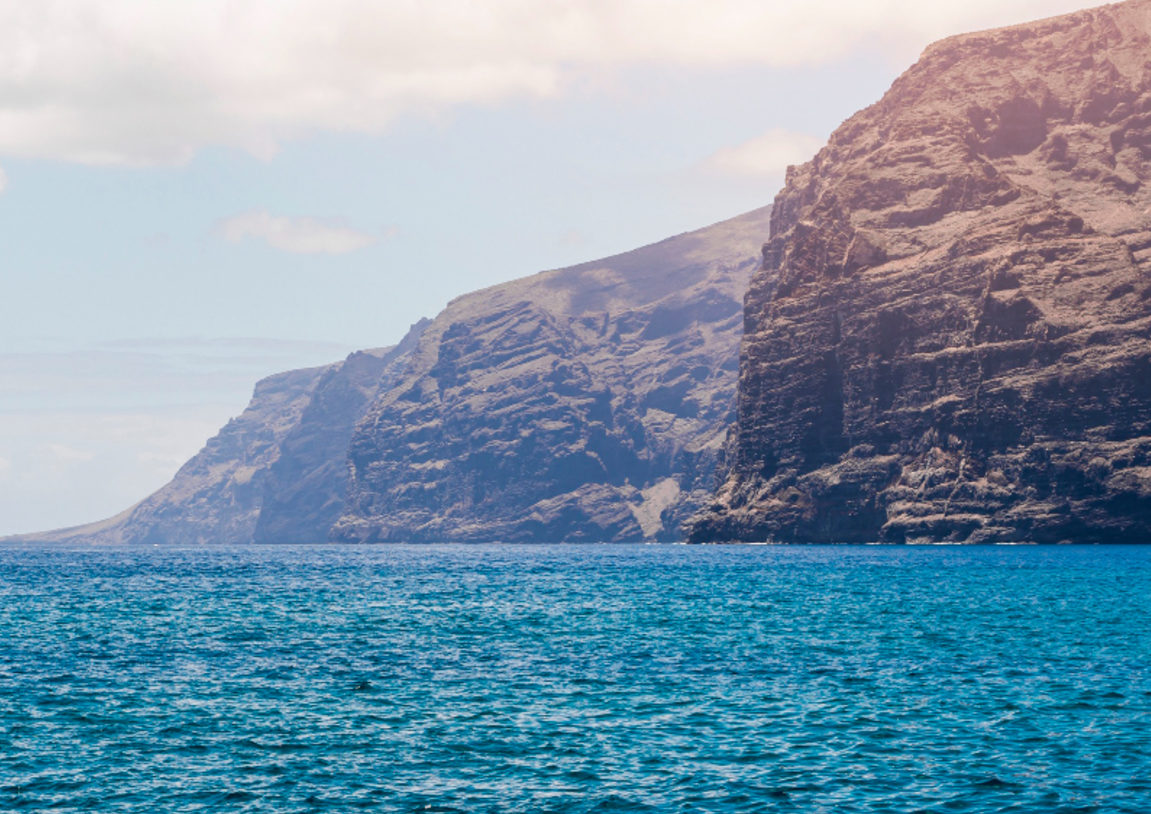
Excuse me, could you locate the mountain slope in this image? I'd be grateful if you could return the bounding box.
[690,0,1151,543]
[335,207,771,542]
[252,324,428,543]
[15,206,770,544]
[12,322,432,545]
[22,362,336,545]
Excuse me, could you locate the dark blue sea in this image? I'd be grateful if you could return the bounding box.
[1,544,1148,813]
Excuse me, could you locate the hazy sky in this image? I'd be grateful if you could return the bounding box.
[0,0,1100,535]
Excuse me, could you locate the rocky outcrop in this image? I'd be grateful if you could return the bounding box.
[689,0,1151,543]
[16,206,769,544]
[17,335,424,546]
[253,324,427,543]
[25,363,336,545]
[334,208,770,541]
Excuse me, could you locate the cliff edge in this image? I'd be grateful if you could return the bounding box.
[13,207,770,544]
[334,207,770,542]
[690,0,1151,543]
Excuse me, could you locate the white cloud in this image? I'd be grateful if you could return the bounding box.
[705,129,825,177]
[46,443,96,463]
[219,210,378,255]
[0,0,1098,167]
[0,164,6,193]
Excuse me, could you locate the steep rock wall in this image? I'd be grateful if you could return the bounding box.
[16,207,770,544]
[691,0,1151,543]
[334,208,771,542]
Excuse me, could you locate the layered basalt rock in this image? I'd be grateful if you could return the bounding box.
[333,208,770,542]
[252,325,427,543]
[690,0,1151,543]
[17,207,769,544]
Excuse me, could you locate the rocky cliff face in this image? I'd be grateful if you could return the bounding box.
[334,208,770,541]
[32,363,336,545]
[20,337,422,546]
[690,0,1151,543]
[252,325,427,543]
[18,207,769,544]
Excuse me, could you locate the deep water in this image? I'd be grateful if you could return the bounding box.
[0,544,1149,813]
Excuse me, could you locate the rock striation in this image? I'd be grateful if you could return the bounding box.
[16,363,333,545]
[334,208,770,541]
[690,0,1151,543]
[19,336,424,546]
[253,325,428,543]
[17,207,769,544]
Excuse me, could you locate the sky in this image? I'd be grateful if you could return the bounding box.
[0,0,1101,536]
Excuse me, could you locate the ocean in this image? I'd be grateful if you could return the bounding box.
[0,543,1148,812]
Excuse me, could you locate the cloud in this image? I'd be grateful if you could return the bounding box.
[219,210,379,255]
[705,129,825,177]
[0,164,6,193]
[46,443,96,463]
[0,1,1097,167]
[556,230,590,250]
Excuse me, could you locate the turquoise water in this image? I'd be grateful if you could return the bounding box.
[0,544,1148,813]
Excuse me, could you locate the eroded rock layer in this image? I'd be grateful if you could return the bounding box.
[30,363,336,546]
[333,208,770,542]
[18,207,769,544]
[253,325,427,543]
[690,0,1151,543]
[21,338,422,546]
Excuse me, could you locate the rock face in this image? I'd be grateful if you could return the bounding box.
[253,325,427,543]
[334,207,770,541]
[23,363,334,545]
[690,1,1151,543]
[21,337,423,546]
[18,206,769,544]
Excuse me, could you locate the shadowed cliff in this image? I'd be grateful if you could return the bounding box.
[690,0,1151,543]
[334,207,771,542]
[12,334,425,546]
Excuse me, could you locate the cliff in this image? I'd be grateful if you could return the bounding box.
[16,206,770,544]
[15,339,419,546]
[334,207,770,541]
[690,0,1151,543]
[252,325,428,543]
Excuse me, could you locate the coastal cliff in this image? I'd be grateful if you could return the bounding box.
[18,207,769,544]
[334,208,770,541]
[690,0,1151,543]
[16,343,418,546]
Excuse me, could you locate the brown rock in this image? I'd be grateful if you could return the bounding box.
[690,0,1151,543]
[334,208,771,542]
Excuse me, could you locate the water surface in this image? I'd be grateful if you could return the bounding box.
[1,544,1148,812]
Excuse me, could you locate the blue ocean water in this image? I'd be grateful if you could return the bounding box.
[0,544,1148,813]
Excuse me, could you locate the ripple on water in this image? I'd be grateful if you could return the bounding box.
[0,543,1148,812]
